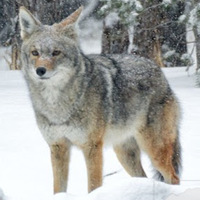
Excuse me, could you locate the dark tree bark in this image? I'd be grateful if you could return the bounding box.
[162,1,187,66]
[102,21,129,54]
[134,0,186,67]
[133,1,165,67]
[0,0,20,69]
[99,0,187,67]
[191,0,200,72]
[193,27,200,71]
[16,0,86,24]
[90,0,130,54]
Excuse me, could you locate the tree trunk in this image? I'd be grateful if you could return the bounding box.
[133,0,164,67]
[133,0,186,67]
[191,0,200,71]
[102,21,129,54]
[162,1,186,66]
[11,43,19,70]
[193,26,200,72]
[153,29,165,67]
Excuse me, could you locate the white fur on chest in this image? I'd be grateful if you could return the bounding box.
[41,80,61,104]
[32,79,71,124]
[42,122,141,147]
[39,110,146,147]
[40,122,87,146]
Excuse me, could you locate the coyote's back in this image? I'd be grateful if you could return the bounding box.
[19,6,181,194]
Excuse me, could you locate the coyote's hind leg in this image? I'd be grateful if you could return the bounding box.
[114,137,146,177]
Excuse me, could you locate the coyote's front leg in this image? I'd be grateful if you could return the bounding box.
[50,139,71,193]
[83,141,103,192]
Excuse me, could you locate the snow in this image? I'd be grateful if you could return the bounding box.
[162,0,172,5]
[0,47,11,70]
[188,3,200,35]
[168,188,200,200]
[52,178,187,200]
[134,0,143,11]
[79,19,102,54]
[104,12,120,28]
[178,14,186,23]
[0,188,5,200]
[181,53,193,66]
[163,50,176,59]
[0,67,200,200]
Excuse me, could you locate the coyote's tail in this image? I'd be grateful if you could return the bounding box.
[154,135,182,182]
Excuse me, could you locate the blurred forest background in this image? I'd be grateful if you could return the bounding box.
[0,0,199,71]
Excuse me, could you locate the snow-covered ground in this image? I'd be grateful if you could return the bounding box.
[0,66,200,200]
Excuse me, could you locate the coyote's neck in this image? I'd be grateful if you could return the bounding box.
[27,60,90,125]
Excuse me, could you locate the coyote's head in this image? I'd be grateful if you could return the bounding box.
[19,7,83,80]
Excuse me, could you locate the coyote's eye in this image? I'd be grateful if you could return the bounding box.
[52,50,61,56]
[31,50,39,56]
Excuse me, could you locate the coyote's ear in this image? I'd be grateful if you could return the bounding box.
[58,6,83,28]
[19,6,41,40]
[54,7,83,40]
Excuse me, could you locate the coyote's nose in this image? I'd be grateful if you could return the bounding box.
[36,67,46,77]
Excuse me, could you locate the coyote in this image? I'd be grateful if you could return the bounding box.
[19,6,181,193]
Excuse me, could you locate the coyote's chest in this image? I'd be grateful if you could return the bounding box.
[33,86,72,124]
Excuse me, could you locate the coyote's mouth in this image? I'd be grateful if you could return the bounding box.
[36,71,57,80]
[39,76,50,80]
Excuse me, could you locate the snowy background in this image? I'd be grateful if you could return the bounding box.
[1,12,200,200]
[1,58,200,200]
[1,62,200,200]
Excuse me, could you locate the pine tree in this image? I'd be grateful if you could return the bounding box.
[98,0,187,67]
[188,0,200,72]
[98,0,142,54]
[134,0,186,67]
[187,0,200,86]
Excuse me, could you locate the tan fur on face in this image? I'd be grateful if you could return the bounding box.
[35,57,54,70]
[30,46,55,70]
